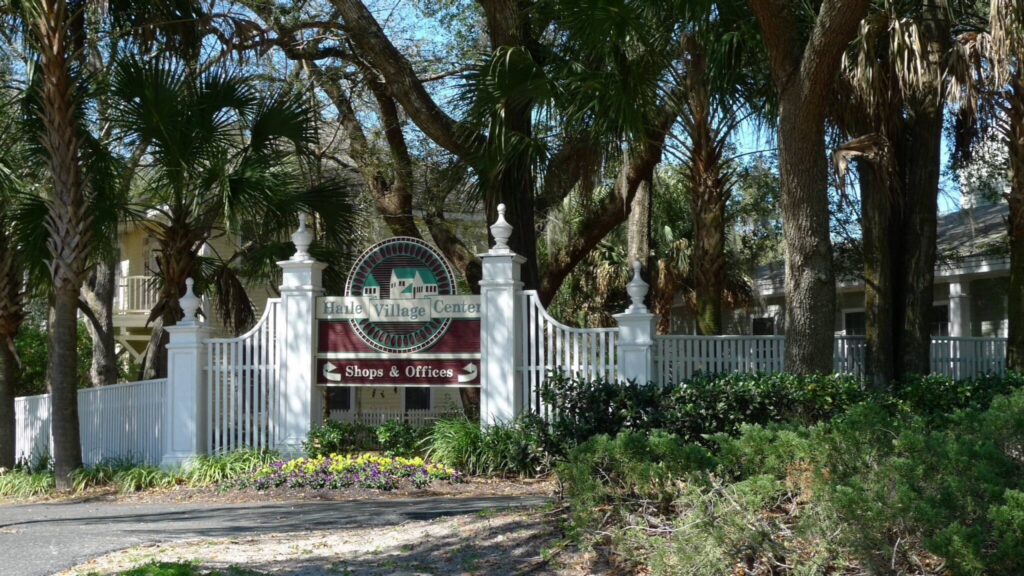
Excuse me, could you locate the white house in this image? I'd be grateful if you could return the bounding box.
[362,275,380,297]
[388,268,439,300]
[670,202,1012,338]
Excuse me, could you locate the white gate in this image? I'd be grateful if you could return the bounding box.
[206,299,280,453]
[518,290,618,417]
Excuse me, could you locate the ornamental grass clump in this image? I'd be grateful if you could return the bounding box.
[243,454,462,492]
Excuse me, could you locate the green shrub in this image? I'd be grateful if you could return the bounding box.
[302,420,374,457]
[558,431,715,529]
[559,382,1024,576]
[375,421,424,457]
[185,449,278,487]
[0,469,55,497]
[539,371,866,454]
[427,416,548,477]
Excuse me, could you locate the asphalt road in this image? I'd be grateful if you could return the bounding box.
[0,496,550,576]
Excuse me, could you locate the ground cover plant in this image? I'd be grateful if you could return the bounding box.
[87,562,267,575]
[242,453,462,491]
[558,373,1024,575]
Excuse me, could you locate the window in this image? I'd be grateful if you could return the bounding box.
[752,317,775,335]
[932,305,950,337]
[844,311,866,335]
[326,387,352,411]
[405,387,431,411]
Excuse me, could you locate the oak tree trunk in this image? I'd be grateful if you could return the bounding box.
[82,255,118,386]
[749,0,869,374]
[777,95,837,373]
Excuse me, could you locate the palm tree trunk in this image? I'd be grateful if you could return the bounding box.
[893,1,948,378]
[0,339,15,470]
[1007,79,1024,371]
[36,0,89,489]
[479,0,540,290]
[49,289,83,485]
[0,223,22,469]
[860,161,895,389]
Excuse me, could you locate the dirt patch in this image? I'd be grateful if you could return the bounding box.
[61,507,602,576]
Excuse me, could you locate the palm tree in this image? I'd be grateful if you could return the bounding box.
[6,0,92,488]
[107,55,358,378]
[835,0,983,387]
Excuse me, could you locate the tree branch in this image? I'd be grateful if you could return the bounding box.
[332,0,482,159]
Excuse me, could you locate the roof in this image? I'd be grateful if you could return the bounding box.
[753,202,1010,295]
[364,275,379,288]
[391,267,438,284]
[936,202,1008,259]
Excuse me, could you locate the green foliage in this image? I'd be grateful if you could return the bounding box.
[13,313,93,396]
[72,457,139,492]
[539,371,866,454]
[426,417,548,477]
[303,420,375,458]
[561,379,1024,576]
[374,421,424,457]
[72,458,178,494]
[113,466,177,493]
[184,450,278,488]
[0,469,55,498]
[558,431,715,530]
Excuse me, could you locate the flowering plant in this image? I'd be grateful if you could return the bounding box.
[243,453,463,491]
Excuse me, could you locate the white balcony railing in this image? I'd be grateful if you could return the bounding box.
[116,275,159,314]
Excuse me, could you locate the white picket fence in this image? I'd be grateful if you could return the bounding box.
[206,299,280,453]
[518,290,619,418]
[13,378,167,466]
[930,336,1007,378]
[329,409,464,427]
[652,334,1005,383]
[833,336,868,377]
[654,336,785,384]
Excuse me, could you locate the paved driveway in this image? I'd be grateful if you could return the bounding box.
[0,496,549,576]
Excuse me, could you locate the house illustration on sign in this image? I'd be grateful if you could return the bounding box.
[362,275,380,298]
[389,268,439,300]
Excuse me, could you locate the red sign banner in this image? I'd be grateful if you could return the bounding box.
[315,236,481,387]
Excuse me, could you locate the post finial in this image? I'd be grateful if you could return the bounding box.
[291,213,313,261]
[626,260,649,313]
[179,278,201,325]
[489,203,514,254]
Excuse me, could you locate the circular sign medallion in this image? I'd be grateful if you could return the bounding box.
[344,237,457,354]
